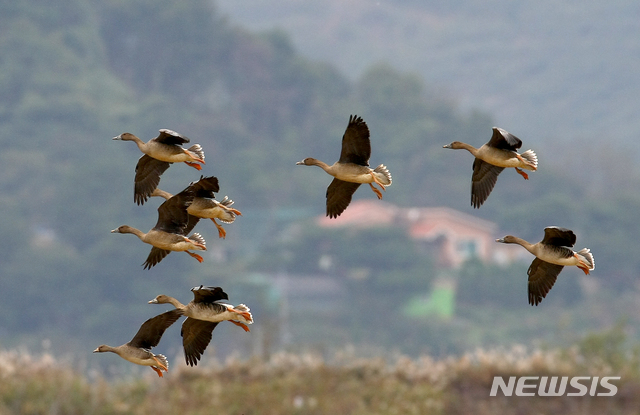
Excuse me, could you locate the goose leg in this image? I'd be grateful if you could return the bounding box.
[186,251,204,263]
[184,162,203,171]
[229,320,250,332]
[368,172,387,199]
[515,154,537,170]
[514,168,529,180]
[183,148,205,164]
[211,219,227,239]
[221,205,242,216]
[150,366,164,377]
[575,254,591,275]
[152,356,168,371]
[182,236,206,251]
[369,183,383,199]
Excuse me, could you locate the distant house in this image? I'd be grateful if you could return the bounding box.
[317,200,523,269]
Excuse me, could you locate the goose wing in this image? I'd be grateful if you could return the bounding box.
[154,129,190,145]
[487,127,522,151]
[189,175,220,198]
[181,318,219,366]
[326,179,361,218]
[527,258,564,306]
[191,286,229,303]
[541,226,577,247]
[128,309,182,349]
[154,189,194,234]
[338,115,371,166]
[143,247,171,270]
[134,155,171,205]
[471,158,504,208]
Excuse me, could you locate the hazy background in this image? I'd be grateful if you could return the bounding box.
[1,0,640,375]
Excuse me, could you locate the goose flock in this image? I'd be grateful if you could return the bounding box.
[95,117,595,377]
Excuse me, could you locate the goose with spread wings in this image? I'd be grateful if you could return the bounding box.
[296,115,392,218]
[114,129,205,205]
[149,286,252,366]
[443,127,537,208]
[151,176,241,239]
[496,226,594,306]
[111,187,206,269]
[93,309,182,377]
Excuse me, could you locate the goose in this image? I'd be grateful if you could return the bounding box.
[113,129,205,205]
[93,309,182,377]
[443,127,537,208]
[149,286,252,366]
[151,176,241,239]
[111,187,206,269]
[296,114,392,218]
[496,226,594,306]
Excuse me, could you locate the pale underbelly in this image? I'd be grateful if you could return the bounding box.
[334,171,373,183]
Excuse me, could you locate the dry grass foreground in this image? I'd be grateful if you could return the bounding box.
[2,334,640,415]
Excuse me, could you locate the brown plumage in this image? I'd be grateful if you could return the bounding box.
[444,127,537,208]
[93,309,182,377]
[113,129,205,205]
[496,226,595,306]
[296,115,392,218]
[149,286,253,366]
[111,187,206,269]
[151,176,242,239]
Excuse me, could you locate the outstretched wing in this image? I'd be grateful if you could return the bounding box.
[154,188,194,234]
[134,155,171,205]
[326,179,361,218]
[191,286,229,303]
[129,309,182,349]
[338,115,371,166]
[188,176,220,198]
[143,247,171,270]
[541,226,577,247]
[487,127,522,151]
[181,318,219,366]
[471,158,504,208]
[154,129,190,145]
[527,258,564,306]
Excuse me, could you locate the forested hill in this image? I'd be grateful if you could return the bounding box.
[1,0,640,357]
[218,0,640,148]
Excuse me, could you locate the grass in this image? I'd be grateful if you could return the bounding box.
[2,328,640,415]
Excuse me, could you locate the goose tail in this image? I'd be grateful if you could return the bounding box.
[576,248,595,271]
[187,144,205,163]
[373,164,392,186]
[521,149,538,170]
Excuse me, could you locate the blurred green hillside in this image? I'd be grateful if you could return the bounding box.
[0,0,640,367]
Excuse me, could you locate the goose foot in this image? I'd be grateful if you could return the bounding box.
[515,168,529,180]
[369,172,387,199]
[229,320,250,332]
[211,219,227,239]
[369,183,383,199]
[150,366,164,377]
[185,162,202,170]
[515,154,537,171]
[222,206,242,216]
[187,251,204,263]
[575,255,591,275]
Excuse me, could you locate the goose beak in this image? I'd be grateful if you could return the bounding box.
[295,160,304,165]
[495,238,505,243]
